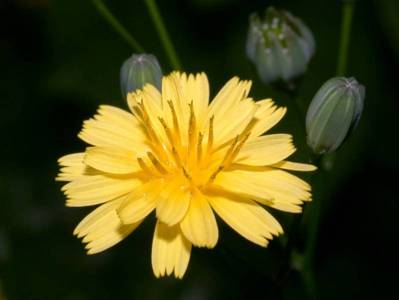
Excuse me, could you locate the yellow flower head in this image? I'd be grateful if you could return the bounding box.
[57,72,315,278]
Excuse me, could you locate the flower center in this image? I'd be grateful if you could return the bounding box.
[132,100,250,191]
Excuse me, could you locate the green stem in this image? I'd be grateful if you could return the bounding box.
[91,0,144,52]
[299,1,356,295]
[336,1,355,76]
[301,156,324,298]
[144,0,182,70]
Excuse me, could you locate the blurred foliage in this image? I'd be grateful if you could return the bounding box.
[374,0,399,60]
[1,0,398,299]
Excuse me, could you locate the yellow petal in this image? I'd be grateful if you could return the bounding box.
[213,98,257,145]
[156,181,191,226]
[207,193,282,246]
[74,197,124,237]
[250,99,287,138]
[127,87,167,145]
[58,153,85,166]
[142,83,163,107]
[208,78,251,120]
[171,72,210,130]
[207,78,254,145]
[56,153,99,181]
[271,161,317,172]
[180,189,218,248]
[84,147,141,174]
[85,223,140,255]
[188,72,210,128]
[63,175,142,207]
[117,181,162,224]
[78,106,148,154]
[151,222,192,278]
[162,74,191,143]
[73,197,141,255]
[235,134,296,166]
[213,168,311,213]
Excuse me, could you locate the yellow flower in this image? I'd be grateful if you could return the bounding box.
[57,72,315,278]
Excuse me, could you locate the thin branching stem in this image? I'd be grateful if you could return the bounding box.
[91,0,145,52]
[144,0,182,70]
[336,1,355,76]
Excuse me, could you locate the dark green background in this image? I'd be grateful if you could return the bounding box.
[1,0,398,299]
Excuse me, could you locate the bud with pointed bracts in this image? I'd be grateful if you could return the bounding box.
[120,53,163,97]
[246,7,315,86]
[306,77,365,154]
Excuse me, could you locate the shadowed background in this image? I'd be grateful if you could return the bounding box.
[1,0,398,299]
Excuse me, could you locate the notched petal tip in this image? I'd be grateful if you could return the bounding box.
[272,160,317,172]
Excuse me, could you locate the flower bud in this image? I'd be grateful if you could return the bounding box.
[306,77,365,154]
[246,7,315,85]
[120,53,162,97]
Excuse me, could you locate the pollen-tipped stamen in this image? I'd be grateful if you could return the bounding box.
[137,157,159,177]
[197,132,204,163]
[241,118,258,137]
[221,135,240,165]
[171,146,183,169]
[133,102,161,145]
[187,101,198,171]
[158,117,174,145]
[188,101,197,151]
[133,103,169,161]
[147,152,169,175]
[207,116,214,154]
[225,132,251,167]
[167,100,182,149]
[206,136,239,185]
[206,132,251,185]
[182,167,192,180]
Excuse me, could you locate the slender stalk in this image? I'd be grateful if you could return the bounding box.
[336,1,355,76]
[144,0,182,70]
[299,2,356,296]
[302,176,321,297]
[91,0,144,52]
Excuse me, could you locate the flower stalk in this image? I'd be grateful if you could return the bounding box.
[144,0,182,70]
[91,0,144,52]
[301,2,357,296]
[336,1,355,76]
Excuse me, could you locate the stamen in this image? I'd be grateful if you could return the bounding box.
[207,115,214,153]
[137,157,156,176]
[226,132,251,166]
[158,117,184,167]
[171,146,183,168]
[167,100,181,138]
[188,101,197,145]
[241,118,258,137]
[158,117,174,145]
[182,167,192,180]
[138,101,150,123]
[197,132,203,163]
[208,165,224,184]
[134,101,160,145]
[132,105,144,120]
[188,101,196,128]
[221,135,239,165]
[147,152,168,174]
[187,101,197,162]
[206,133,250,184]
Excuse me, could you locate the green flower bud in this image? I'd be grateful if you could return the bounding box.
[246,7,315,85]
[306,77,365,154]
[120,53,162,97]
